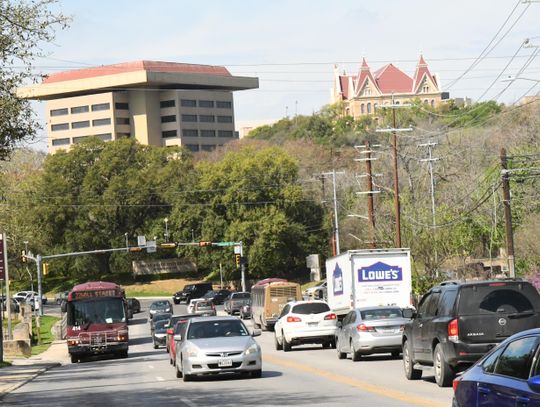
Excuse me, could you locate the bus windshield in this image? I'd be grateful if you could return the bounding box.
[68,298,126,326]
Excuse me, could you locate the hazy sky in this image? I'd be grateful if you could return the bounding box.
[26,0,540,151]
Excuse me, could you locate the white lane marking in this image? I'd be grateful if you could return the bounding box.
[156,376,164,381]
[148,365,154,369]
[181,398,197,407]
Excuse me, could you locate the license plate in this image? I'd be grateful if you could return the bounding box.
[378,328,395,334]
[307,322,318,327]
[218,358,233,367]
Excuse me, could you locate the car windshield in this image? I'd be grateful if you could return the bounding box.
[154,320,168,333]
[233,293,250,299]
[196,302,213,310]
[458,285,539,315]
[292,303,330,314]
[153,313,171,323]
[360,308,403,320]
[187,320,249,339]
[151,301,169,309]
[203,291,215,298]
[68,298,125,325]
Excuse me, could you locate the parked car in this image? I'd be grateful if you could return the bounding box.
[149,300,172,319]
[127,298,141,314]
[274,300,337,351]
[223,292,251,315]
[13,291,47,309]
[304,280,327,300]
[152,319,168,349]
[173,316,262,381]
[186,298,205,314]
[403,279,540,387]
[55,291,69,305]
[202,289,231,305]
[453,328,540,407]
[335,306,413,361]
[240,300,252,320]
[0,297,20,313]
[193,300,216,316]
[172,283,213,305]
[167,315,199,365]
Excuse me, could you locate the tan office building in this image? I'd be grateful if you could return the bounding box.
[17,60,259,153]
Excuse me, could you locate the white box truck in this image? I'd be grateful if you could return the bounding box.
[326,248,413,317]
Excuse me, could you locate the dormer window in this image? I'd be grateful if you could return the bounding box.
[363,86,371,96]
[423,85,429,93]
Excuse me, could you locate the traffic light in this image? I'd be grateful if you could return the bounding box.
[21,250,26,263]
[199,241,213,247]
[43,263,50,276]
[159,243,177,249]
[129,247,143,252]
[235,254,241,268]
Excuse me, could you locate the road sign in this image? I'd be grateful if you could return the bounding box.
[234,245,241,254]
[146,240,157,253]
[137,235,146,247]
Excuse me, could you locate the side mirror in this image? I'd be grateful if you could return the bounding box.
[252,329,262,337]
[528,375,540,392]
[402,308,415,319]
[60,300,67,313]
[173,334,182,342]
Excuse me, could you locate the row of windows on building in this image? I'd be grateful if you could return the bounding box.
[160,99,232,109]
[184,144,222,153]
[359,99,435,114]
[161,114,233,124]
[162,129,236,139]
[51,117,116,131]
[50,102,129,117]
[51,133,113,146]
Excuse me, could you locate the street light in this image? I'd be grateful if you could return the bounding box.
[164,218,170,242]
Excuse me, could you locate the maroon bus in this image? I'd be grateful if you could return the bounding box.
[63,281,129,363]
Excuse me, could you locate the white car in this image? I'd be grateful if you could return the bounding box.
[304,280,327,300]
[274,300,337,352]
[186,298,205,314]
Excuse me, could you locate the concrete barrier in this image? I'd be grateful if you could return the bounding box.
[3,339,31,357]
[51,315,66,340]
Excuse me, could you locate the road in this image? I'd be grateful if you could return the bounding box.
[3,299,454,406]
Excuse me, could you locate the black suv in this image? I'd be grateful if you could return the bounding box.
[173,283,213,305]
[403,279,540,387]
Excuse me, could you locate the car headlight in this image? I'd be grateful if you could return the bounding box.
[165,308,170,312]
[186,345,199,358]
[244,343,260,355]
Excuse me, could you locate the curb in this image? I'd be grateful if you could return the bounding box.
[0,362,60,400]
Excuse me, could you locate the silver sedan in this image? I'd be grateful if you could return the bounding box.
[174,316,262,381]
[336,306,413,361]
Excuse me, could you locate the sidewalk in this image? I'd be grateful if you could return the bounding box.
[0,339,68,399]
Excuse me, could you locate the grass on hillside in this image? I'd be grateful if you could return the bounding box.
[2,315,21,331]
[31,315,60,356]
[124,279,207,297]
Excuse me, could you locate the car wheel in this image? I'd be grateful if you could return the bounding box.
[403,339,422,380]
[391,351,401,359]
[173,300,179,305]
[434,343,454,387]
[283,336,292,352]
[175,362,182,378]
[274,333,283,350]
[251,369,262,379]
[322,341,331,349]
[336,338,347,360]
[70,355,78,364]
[153,343,158,349]
[351,341,362,362]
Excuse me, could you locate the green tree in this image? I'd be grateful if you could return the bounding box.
[0,0,69,160]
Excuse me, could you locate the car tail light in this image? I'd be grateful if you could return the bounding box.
[356,324,375,332]
[287,316,302,323]
[324,313,337,320]
[489,282,506,287]
[448,318,459,343]
[452,377,461,392]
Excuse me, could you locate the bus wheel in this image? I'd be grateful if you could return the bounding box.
[120,351,128,359]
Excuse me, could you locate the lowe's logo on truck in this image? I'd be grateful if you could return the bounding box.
[358,262,402,282]
[333,264,344,295]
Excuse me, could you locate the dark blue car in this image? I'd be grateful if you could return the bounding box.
[453,328,540,406]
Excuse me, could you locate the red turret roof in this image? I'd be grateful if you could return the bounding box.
[412,55,437,93]
[43,60,232,84]
[354,58,378,96]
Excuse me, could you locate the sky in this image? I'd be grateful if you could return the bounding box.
[25,0,540,151]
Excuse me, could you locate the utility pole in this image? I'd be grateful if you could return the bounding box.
[353,142,380,248]
[419,140,440,265]
[320,170,345,255]
[375,101,412,248]
[500,148,515,278]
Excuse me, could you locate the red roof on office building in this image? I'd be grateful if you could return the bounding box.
[43,60,232,84]
[373,63,413,94]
